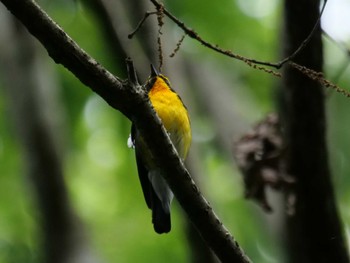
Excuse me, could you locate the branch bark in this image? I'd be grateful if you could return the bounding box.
[280,0,349,262]
[0,0,251,262]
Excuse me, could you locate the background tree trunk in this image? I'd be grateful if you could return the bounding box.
[280,0,349,262]
[0,15,98,263]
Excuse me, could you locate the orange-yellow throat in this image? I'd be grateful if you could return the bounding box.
[148,76,191,160]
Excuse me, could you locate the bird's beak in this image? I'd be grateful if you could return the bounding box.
[150,64,158,77]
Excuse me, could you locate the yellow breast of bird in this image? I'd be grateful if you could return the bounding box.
[149,77,191,160]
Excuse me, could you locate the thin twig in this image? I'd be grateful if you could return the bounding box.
[149,0,278,72]
[289,62,350,97]
[156,3,164,71]
[126,57,139,85]
[278,0,328,66]
[170,34,186,58]
[149,0,328,71]
[128,11,157,39]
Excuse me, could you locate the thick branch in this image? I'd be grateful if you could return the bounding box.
[0,0,251,261]
[0,0,133,119]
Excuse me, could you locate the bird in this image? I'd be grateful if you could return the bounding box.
[128,65,191,234]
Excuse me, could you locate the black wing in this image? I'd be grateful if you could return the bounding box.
[132,124,152,208]
[131,124,171,233]
[135,151,152,209]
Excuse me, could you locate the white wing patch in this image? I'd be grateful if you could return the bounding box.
[127,134,135,148]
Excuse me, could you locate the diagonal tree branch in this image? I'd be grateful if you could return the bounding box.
[0,0,251,262]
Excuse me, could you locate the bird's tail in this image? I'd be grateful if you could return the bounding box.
[152,194,171,234]
[148,170,173,234]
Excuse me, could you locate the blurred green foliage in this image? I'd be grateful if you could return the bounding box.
[0,0,349,262]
